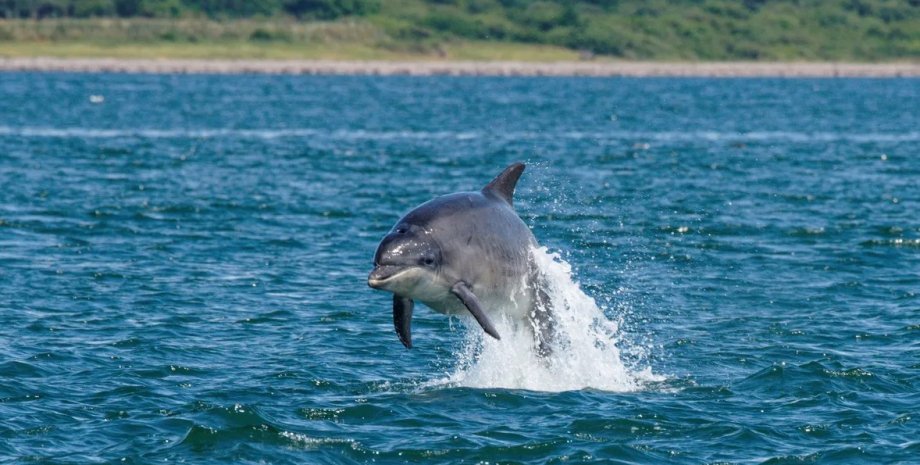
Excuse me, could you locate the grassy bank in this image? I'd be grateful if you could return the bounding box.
[372,0,919,61]
[0,0,918,61]
[0,19,580,60]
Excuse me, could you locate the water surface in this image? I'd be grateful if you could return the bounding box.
[0,74,918,463]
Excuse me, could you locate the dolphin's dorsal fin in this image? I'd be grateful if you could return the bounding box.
[482,162,525,207]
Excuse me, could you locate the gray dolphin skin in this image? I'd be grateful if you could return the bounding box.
[368,163,552,351]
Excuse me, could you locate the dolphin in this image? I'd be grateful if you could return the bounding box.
[368,163,552,352]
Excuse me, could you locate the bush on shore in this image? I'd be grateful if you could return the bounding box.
[0,0,917,60]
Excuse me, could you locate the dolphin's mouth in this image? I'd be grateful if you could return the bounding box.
[367,265,415,289]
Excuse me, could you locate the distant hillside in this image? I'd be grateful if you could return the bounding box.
[1,0,918,60]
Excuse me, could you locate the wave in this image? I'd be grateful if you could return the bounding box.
[1,126,917,143]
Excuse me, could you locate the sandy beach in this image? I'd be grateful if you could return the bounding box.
[1,57,918,77]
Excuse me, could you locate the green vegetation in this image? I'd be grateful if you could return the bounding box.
[1,0,918,61]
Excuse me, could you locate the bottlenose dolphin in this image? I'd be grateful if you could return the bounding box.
[368,163,552,352]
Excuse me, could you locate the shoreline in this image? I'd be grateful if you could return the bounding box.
[1,57,918,77]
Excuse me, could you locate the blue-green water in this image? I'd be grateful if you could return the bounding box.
[1,74,918,464]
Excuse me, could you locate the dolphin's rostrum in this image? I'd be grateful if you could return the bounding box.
[368,163,552,352]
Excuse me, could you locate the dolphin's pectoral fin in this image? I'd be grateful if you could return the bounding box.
[393,295,414,349]
[450,282,501,340]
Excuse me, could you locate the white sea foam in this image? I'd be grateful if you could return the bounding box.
[432,246,661,393]
[0,126,917,143]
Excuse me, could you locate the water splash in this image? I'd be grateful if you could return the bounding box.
[435,246,661,393]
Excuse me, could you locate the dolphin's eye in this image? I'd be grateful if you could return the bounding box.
[422,257,435,266]
[395,226,408,234]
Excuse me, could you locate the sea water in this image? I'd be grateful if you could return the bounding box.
[0,74,917,463]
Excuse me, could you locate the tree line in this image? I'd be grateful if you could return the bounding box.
[0,0,380,19]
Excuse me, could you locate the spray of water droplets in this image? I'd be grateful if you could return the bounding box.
[430,246,661,393]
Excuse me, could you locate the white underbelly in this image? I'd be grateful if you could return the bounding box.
[422,283,532,322]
